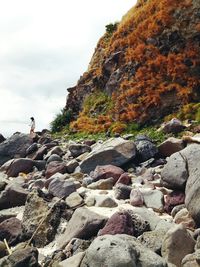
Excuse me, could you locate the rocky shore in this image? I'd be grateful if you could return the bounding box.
[0,120,200,266]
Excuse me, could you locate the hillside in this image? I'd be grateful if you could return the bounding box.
[65,0,200,133]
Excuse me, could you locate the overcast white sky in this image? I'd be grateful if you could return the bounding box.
[0,0,136,137]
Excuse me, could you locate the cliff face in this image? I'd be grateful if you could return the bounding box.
[66,0,200,133]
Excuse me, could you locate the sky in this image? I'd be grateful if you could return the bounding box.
[0,0,136,137]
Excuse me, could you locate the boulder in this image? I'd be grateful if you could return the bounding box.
[116,172,131,185]
[114,183,132,200]
[182,250,200,267]
[48,177,76,199]
[0,247,39,267]
[0,184,28,210]
[161,118,185,134]
[138,229,167,254]
[65,192,83,208]
[161,224,195,267]
[98,211,134,236]
[130,189,144,207]
[66,159,79,173]
[91,164,124,183]
[174,208,196,230]
[69,144,92,157]
[164,191,185,214]
[95,195,118,208]
[80,138,136,173]
[158,137,184,157]
[46,154,63,164]
[135,135,158,162]
[87,177,114,190]
[140,189,164,212]
[161,152,188,190]
[26,143,38,156]
[1,158,35,177]
[0,133,33,166]
[45,161,67,178]
[58,207,107,249]
[32,145,48,160]
[183,144,200,225]
[80,234,167,267]
[22,189,62,247]
[127,210,150,237]
[0,217,22,245]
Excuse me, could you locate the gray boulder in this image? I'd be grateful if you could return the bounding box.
[69,144,92,157]
[80,234,167,267]
[80,138,136,173]
[58,207,107,249]
[48,177,76,199]
[161,224,195,267]
[135,135,158,162]
[161,152,188,190]
[0,133,32,166]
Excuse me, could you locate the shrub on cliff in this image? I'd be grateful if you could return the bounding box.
[50,109,72,133]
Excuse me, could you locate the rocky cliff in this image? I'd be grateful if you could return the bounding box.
[66,0,200,133]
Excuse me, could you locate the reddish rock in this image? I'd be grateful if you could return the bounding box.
[164,191,185,214]
[45,161,67,178]
[116,172,131,185]
[91,165,124,184]
[0,217,22,245]
[98,211,134,236]
[158,137,185,157]
[161,118,185,134]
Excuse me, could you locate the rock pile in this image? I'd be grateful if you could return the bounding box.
[0,130,200,266]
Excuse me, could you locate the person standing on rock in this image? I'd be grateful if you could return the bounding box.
[30,117,35,137]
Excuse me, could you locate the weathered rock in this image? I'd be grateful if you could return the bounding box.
[91,164,124,184]
[0,184,28,210]
[48,178,76,199]
[135,135,158,162]
[0,133,33,166]
[127,210,150,237]
[58,207,107,249]
[45,146,64,159]
[69,144,92,157]
[1,158,35,177]
[164,191,185,214]
[80,234,167,267]
[158,137,184,157]
[80,138,136,173]
[0,217,22,245]
[140,189,164,212]
[95,195,118,208]
[87,177,114,190]
[65,238,91,258]
[98,211,134,236]
[161,152,188,190]
[114,183,132,199]
[65,192,83,208]
[161,118,185,134]
[174,208,196,230]
[45,161,67,178]
[182,250,200,267]
[171,204,186,218]
[130,189,144,207]
[161,224,195,267]
[22,189,62,247]
[138,229,167,254]
[0,247,39,267]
